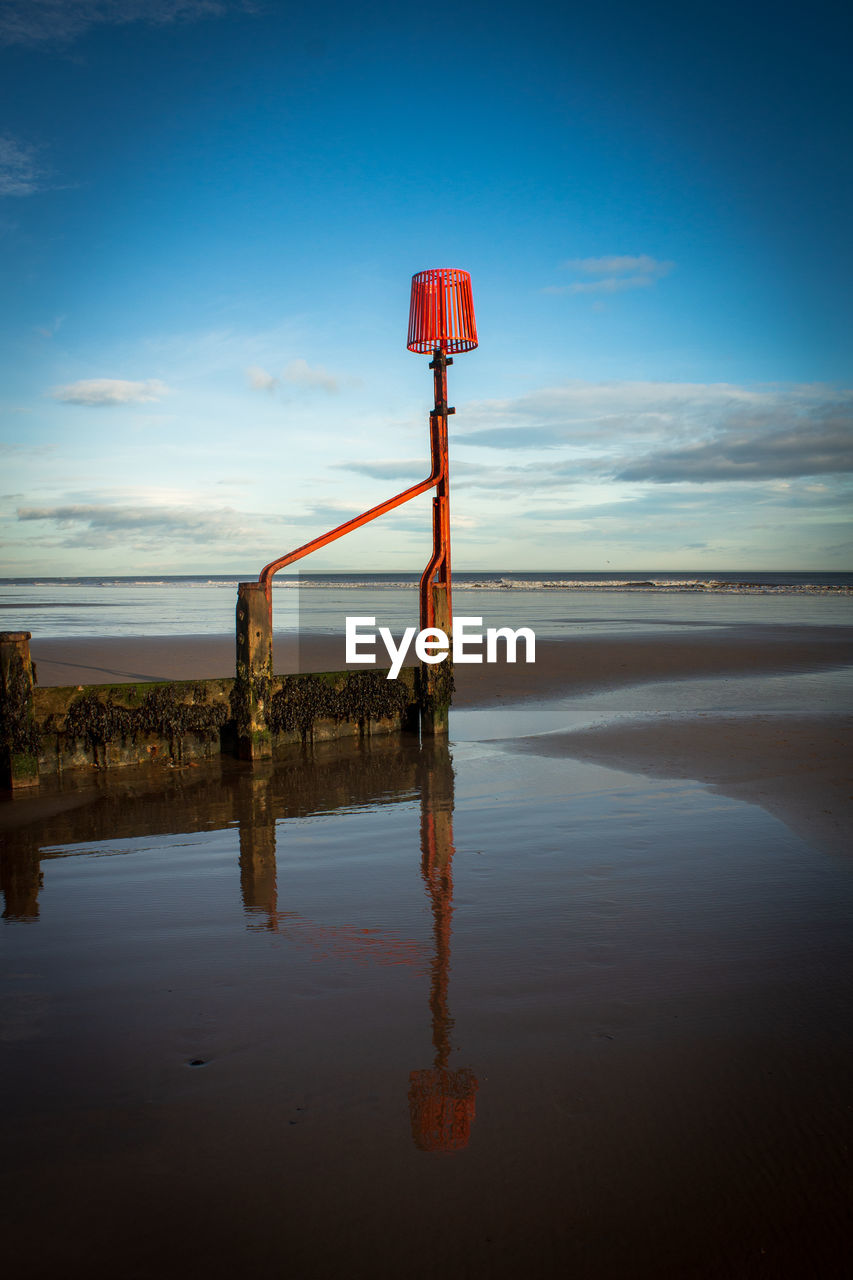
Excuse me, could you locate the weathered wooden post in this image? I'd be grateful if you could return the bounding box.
[420,583,453,737]
[0,631,40,789]
[235,582,274,760]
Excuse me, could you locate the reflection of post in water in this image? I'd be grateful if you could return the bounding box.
[1,844,42,921]
[409,742,478,1153]
[237,769,279,929]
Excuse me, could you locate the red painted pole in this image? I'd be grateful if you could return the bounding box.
[418,348,453,633]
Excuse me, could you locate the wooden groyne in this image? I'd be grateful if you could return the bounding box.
[0,629,449,790]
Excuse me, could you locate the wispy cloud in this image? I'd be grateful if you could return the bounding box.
[0,136,44,197]
[0,442,57,456]
[35,315,65,338]
[245,365,278,392]
[454,382,853,483]
[245,358,342,394]
[336,457,486,484]
[544,254,674,296]
[50,378,170,405]
[286,499,431,536]
[618,421,853,483]
[0,1,238,48]
[16,501,255,548]
[335,459,429,482]
[561,255,674,277]
[282,358,339,394]
[456,381,755,448]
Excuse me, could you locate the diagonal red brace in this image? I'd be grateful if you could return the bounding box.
[258,455,444,589]
[258,349,453,633]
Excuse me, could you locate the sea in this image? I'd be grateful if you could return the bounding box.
[2,569,852,638]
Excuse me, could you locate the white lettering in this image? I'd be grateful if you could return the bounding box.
[415,628,449,663]
[379,626,417,680]
[452,616,484,663]
[486,626,536,663]
[344,618,537,678]
[346,616,377,664]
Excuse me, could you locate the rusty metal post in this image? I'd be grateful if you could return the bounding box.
[419,348,453,634]
[235,582,274,760]
[0,631,39,789]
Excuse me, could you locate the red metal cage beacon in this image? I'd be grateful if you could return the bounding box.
[407,268,478,354]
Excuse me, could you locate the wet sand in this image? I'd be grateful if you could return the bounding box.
[28,622,853,694]
[506,713,852,859]
[3,628,853,1278]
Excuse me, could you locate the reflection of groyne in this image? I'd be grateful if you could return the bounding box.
[1,735,426,922]
[0,733,447,986]
[1,630,427,790]
[409,742,478,1153]
[1,733,477,1151]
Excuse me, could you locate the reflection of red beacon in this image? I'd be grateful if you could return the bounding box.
[408,748,478,1153]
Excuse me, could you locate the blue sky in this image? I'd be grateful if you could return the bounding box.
[1,0,850,574]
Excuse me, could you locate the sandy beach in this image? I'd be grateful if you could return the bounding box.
[28,623,853,694]
[3,625,852,1278]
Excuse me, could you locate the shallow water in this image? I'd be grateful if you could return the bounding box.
[451,664,853,741]
[2,726,852,1279]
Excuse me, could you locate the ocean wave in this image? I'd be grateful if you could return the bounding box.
[272,577,852,595]
[6,574,852,596]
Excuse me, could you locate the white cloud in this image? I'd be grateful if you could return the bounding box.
[0,136,43,197]
[246,365,278,392]
[545,254,674,296]
[561,255,674,277]
[283,358,339,394]
[50,378,170,405]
